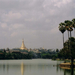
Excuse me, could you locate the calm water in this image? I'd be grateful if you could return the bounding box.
[0,59,75,75]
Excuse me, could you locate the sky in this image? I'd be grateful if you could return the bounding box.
[0,0,75,49]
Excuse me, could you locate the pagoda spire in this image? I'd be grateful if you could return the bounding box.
[20,39,27,50]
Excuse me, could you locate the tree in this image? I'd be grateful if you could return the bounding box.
[72,18,75,37]
[69,37,75,68]
[64,20,73,38]
[64,20,73,54]
[59,22,66,47]
[58,19,75,69]
[58,37,75,59]
[56,49,59,53]
[64,20,74,68]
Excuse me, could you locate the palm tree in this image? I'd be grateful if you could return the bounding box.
[64,20,73,69]
[59,22,66,47]
[59,19,75,70]
[64,20,73,37]
[64,20,73,52]
[72,18,75,37]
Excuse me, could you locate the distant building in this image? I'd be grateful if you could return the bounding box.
[21,52,28,54]
[20,39,27,50]
[12,50,21,54]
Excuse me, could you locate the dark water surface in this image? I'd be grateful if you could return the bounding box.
[0,59,75,75]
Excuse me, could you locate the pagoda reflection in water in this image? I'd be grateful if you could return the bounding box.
[21,63,24,75]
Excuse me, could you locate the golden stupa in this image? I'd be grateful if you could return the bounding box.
[20,39,27,50]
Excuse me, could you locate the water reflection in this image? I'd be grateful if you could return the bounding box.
[0,59,75,75]
[59,66,75,75]
[7,64,9,73]
[3,64,5,71]
[21,63,24,75]
[71,68,74,75]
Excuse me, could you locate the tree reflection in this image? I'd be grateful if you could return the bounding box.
[3,64,5,71]
[71,67,74,75]
[59,66,74,75]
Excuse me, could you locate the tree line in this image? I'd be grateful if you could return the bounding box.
[0,49,59,60]
[58,18,75,68]
[0,51,32,59]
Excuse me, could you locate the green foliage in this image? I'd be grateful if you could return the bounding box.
[58,37,75,59]
[59,23,66,33]
[58,18,75,61]
[56,49,59,53]
[0,51,34,60]
[0,49,59,60]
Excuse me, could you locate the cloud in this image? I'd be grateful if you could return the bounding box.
[54,0,72,8]
[0,0,75,49]
[25,18,36,22]
[2,11,22,22]
[0,22,8,29]
[11,32,18,37]
[12,24,24,29]
[50,26,59,34]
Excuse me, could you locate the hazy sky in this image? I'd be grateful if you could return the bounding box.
[0,0,75,49]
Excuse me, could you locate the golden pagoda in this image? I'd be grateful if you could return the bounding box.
[20,39,27,50]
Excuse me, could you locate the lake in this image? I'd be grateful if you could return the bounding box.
[0,59,74,75]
